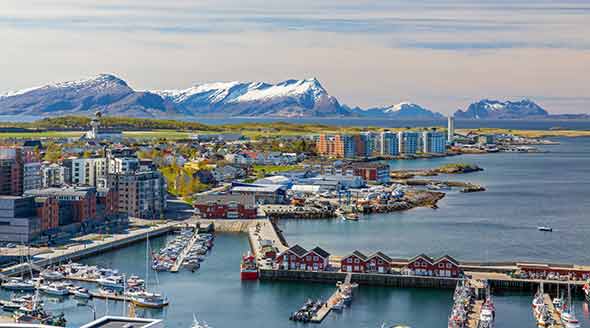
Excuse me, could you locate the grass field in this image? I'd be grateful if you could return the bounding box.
[252,164,303,176]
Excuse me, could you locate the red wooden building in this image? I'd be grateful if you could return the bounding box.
[341,251,369,273]
[432,255,461,278]
[276,244,308,270]
[301,247,330,271]
[367,252,393,274]
[194,194,257,220]
[406,254,435,276]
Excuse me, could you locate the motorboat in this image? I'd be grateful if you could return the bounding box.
[97,276,124,289]
[2,278,35,291]
[72,287,91,299]
[39,283,69,296]
[40,270,64,281]
[332,299,344,311]
[192,314,211,328]
[537,226,553,232]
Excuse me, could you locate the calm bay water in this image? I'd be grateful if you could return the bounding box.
[3,137,590,327]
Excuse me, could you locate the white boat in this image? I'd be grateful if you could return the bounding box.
[192,314,211,328]
[2,278,35,291]
[332,299,344,311]
[40,270,64,281]
[72,287,91,299]
[561,284,581,328]
[97,276,124,289]
[537,226,553,232]
[40,283,69,296]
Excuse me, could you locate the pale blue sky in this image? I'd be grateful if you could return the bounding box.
[1,0,589,114]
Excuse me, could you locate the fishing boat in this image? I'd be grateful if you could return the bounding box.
[537,226,553,232]
[240,253,258,280]
[477,297,495,328]
[130,291,169,309]
[2,278,35,291]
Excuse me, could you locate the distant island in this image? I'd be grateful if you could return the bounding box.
[0,74,588,120]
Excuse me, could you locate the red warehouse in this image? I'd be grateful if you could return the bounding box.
[276,245,308,270]
[301,247,330,271]
[194,194,257,220]
[406,254,435,276]
[433,255,461,278]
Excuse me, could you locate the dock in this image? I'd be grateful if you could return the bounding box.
[543,294,564,328]
[248,219,288,261]
[170,229,199,273]
[311,273,353,323]
[90,291,132,302]
[467,300,484,328]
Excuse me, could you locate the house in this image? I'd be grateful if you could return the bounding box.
[340,251,368,273]
[366,252,393,274]
[301,246,330,271]
[405,254,435,276]
[432,255,461,278]
[275,244,308,270]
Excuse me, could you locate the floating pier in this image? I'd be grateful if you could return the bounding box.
[311,273,353,323]
[170,228,199,273]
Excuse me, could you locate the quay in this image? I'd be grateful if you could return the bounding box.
[467,300,484,328]
[542,294,564,328]
[0,220,178,278]
[247,219,288,261]
[90,290,132,302]
[170,228,199,273]
[260,205,334,220]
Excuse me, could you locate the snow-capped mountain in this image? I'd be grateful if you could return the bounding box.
[355,102,444,119]
[0,74,178,117]
[454,99,549,119]
[154,78,347,117]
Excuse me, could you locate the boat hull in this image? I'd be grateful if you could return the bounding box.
[240,270,258,280]
[131,299,169,309]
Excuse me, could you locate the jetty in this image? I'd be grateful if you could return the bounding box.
[248,219,288,261]
[170,229,200,273]
[311,273,353,323]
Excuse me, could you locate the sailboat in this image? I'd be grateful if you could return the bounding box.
[130,232,169,309]
[560,284,580,328]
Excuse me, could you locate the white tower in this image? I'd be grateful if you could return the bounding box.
[89,111,102,139]
[447,116,455,143]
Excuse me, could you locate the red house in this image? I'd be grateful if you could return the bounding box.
[406,254,435,276]
[341,251,368,273]
[433,255,461,278]
[367,252,393,274]
[301,247,330,271]
[275,244,308,270]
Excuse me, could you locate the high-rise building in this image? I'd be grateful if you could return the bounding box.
[42,163,66,188]
[379,131,399,156]
[398,131,420,154]
[63,157,107,187]
[317,134,356,158]
[447,116,455,143]
[0,196,40,242]
[422,131,447,153]
[107,170,167,220]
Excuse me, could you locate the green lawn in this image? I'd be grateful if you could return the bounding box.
[252,164,302,176]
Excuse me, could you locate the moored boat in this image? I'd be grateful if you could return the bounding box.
[130,291,169,308]
[2,278,35,291]
[39,283,69,296]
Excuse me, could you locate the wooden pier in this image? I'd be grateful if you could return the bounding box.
[542,294,564,328]
[310,273,353,323]
[90,290,132,302]
[170,229,199,273]
[467,300,484,328]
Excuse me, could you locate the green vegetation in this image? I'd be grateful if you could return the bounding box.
[437,163,482,174]
[252,164,302,177]
[160,164,211,198]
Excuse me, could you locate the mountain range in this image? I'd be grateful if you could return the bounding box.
[0,74,586,120]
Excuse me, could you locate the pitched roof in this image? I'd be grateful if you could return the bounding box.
[433,255,459,266]
[408,253,434,264]
[286,244,308,257]
[308,246,330,259]
[344,250,368,261]
[368,251,393,263]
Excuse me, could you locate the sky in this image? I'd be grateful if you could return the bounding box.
[1,0,589,115]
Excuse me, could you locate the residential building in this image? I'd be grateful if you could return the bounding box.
[64,157,107,187]
[317,134,356,158]
[379,131,399,156]
[0,196,40,242]
[23,162,42,191]
[42,163,66,187]
[0,158,22,196]
[398,131,420,154]
[404,254,461,278]
[366,252,393,274]
[108,157,140,174]
[25,187,98,223]
[301,247,330,271]
[276,244,308,270]
[193,194,257,220]
[107,170,167,220]
[346,162,390,184]
[34,196,59,232]
[422,131,446,154]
